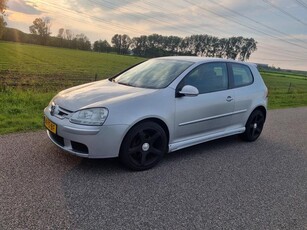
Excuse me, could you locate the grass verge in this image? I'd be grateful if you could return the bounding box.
[0,89,54,134]
[261,72,307,109]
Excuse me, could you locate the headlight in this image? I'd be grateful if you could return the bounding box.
[69,108,108,126]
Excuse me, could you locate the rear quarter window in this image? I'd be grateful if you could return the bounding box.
[231,63,254,88]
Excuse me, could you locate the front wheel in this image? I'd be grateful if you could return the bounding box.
[119,121,168,171]
[240,110,265,142]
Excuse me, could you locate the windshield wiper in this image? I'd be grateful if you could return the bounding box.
[117,82,134,87]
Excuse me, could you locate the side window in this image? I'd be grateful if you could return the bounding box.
[231,64,253,87]
[183,62,228,94]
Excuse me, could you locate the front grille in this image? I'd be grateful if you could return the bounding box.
[71,141,89,154]
[50,103,72,119]
[56,106,72,118]
[58,108,70,117]
[49,132,64,147]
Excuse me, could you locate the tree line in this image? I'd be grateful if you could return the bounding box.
[1,16,257,60]
[111,33,257,61]
[96,33,257,61]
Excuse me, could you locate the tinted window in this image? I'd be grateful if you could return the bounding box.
[231,64,253,87]
[183,62,228,94]
[114,59,193,89]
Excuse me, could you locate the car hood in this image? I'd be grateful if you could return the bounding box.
[53,79,157,111]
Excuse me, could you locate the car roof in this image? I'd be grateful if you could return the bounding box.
[156,56,257,68]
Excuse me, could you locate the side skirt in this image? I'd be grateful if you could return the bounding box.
[168,127,245,152]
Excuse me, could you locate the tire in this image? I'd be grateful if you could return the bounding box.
[240,110,265,142]
[119,121,168,171]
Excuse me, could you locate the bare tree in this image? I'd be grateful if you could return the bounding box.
[57,28,65,39]
[111,34,131,54]
[29,17,51,45]
[0,0,8,38]
[65,29,73,40]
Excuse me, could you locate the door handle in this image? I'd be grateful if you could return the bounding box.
[226,96,233,102]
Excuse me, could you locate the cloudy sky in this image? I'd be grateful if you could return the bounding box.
[4,0,307,71]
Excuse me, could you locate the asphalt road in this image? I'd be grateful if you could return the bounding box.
[1,107,307,230]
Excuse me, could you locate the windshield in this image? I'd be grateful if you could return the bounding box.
[114,59,193,89]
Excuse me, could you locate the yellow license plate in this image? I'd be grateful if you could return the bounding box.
[45,116,57,134]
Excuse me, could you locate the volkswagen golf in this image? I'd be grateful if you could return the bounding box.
[44,56,268,170]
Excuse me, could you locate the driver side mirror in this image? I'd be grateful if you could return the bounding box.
[177,85,199,97]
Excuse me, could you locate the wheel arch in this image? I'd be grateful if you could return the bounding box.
[240,105,267,142]
[252,105,267,120]
[131,118,170,143]
[120,117,170,149]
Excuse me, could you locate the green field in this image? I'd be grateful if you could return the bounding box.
[0,41,145,91]
[260,71,307,109]
[1,41,307,134]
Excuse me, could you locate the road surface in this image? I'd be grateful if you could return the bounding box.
[1,107,307,229]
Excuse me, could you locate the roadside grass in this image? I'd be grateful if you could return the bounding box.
[1,41,307,134]
[0,89,54,134]
[261,72,307,109]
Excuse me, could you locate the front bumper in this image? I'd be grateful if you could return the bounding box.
[44,107,129,158]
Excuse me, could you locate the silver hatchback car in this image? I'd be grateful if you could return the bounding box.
[44,56,268,170]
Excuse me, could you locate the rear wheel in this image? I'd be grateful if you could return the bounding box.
[119,121,168,171]
[240,110,265,142]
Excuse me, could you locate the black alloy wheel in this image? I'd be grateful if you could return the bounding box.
[240,110,265,142]
[119,121,168,170]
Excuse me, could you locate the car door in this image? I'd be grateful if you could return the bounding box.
[174,62,235,142]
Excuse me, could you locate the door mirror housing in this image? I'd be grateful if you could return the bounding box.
[178,85,199,97]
